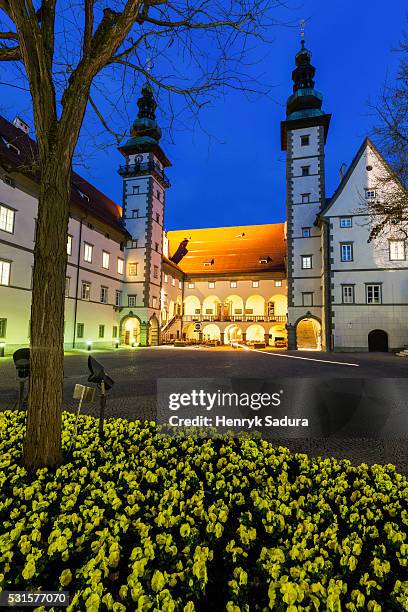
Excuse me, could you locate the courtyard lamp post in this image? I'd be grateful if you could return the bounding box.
[12,348,30,410]
[87,356,115,438]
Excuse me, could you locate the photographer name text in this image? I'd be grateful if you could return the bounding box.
[167,415,308,428]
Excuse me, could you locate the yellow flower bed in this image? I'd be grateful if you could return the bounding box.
[0,410,407,611]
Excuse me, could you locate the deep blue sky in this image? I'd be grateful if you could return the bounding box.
[0,0,406,231]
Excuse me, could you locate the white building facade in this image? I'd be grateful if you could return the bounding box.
[0,43,407,354]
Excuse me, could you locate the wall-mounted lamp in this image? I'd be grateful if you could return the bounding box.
[115,337,119,349]
[348,322,353,329]
[86,340,92,351]
[0,342,5,357]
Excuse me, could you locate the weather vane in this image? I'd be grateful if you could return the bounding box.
[300,19,305,43]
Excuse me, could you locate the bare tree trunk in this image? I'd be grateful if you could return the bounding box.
[23,156,71,469]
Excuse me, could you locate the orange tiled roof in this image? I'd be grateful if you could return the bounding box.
[167,223,286,275]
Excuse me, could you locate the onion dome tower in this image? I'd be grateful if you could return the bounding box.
[281,39,331,351]
[118,82,171,346]
[281,39,331,149]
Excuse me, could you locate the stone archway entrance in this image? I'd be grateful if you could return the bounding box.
[148,317,159,346]
[296,317,321,350]
[368,329,388,352]
[122,316,141,346]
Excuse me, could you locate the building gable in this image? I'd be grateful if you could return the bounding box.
[320,138,401,219]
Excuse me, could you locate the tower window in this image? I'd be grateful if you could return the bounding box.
[365,189,376,199]
[65,277,70,297]
[154,265,159,279]
[340,243,353,262]
[302,227,311,238]
[301,135,310,146]
[302,292,313,306]
[128,295,136,308]
[99,325,105,338]
[67,235,73,255]
[164,274,168,283]
[157,190,161,200]
[188,282,195,289]
[275,280,282,287]
[208,281,215,289]
[115,290,122,306]
[156,213,160,223]
[117,258,124,274]
[131,209,139,218]
[301,193,311,204]
[155,242,159,251]
[132,185,140,195]
[301,166,310,176]
[172,277,175,286]
[230,281,237,288]
[252,280,259,288]
[301,255,312,269]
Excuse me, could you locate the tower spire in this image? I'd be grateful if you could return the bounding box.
[280,32,331,150]
[284,33,324,121]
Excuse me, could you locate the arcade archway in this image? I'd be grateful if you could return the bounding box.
[224,323,243,344]
[296,317,321,350]
[202,323,221,341]
[246,324,265,343]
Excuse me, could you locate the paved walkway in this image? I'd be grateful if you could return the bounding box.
[1,346,407,473]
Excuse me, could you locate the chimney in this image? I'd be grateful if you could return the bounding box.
[339,162,347,182]
[12,116,29,135]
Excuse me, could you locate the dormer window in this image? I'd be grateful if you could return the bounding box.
[365,189,376,199]
[259,256,272,264]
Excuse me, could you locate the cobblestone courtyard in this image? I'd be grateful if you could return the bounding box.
[1,345,407,473]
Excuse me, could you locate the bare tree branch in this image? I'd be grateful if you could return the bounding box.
[365,33,408,240]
